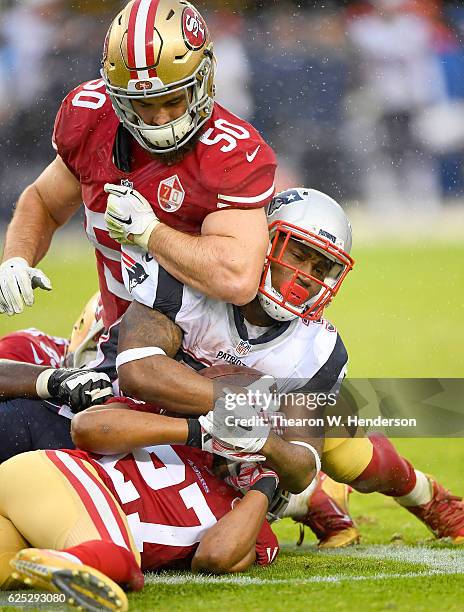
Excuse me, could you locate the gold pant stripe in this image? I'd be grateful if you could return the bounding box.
[322,436,374,483]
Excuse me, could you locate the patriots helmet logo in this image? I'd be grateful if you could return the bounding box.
[267,190,304,216]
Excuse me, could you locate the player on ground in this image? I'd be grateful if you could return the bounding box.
[0,292,113,460]
[0,329,68,369]
[0,353,319,496]
[0,0,275,333]
[0,292,103,369]
[115,187,464,546]
[0,442,280,611]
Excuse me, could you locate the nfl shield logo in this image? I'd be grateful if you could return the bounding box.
[158,175,185,212]
[234,339,252,357]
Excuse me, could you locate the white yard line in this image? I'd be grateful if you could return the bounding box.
[146,545,464,586]
[146,570,460,586]
[322,544,464,573]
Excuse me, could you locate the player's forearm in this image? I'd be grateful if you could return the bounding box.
[261,433,319,494]
[147,224,259,304]
[118,301,215,413]
[2,186,59,265]
[119,357,215,415]
[0,360,50,399]
[191,490,267,574]
[71,406,189,454]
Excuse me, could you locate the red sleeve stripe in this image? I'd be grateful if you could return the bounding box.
[217,183,275,205]
[121,251,136,267]
[45,450,132,551]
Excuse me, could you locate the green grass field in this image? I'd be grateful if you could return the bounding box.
[0,234,463,611]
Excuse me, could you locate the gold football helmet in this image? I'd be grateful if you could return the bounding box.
[64,291,104,369]
[101,0,215,153]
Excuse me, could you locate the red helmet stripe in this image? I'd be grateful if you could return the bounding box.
[127,0,143,79]
[127,0,160,80]
[145,0,160,77]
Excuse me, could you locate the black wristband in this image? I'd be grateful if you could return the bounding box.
[186,418,202,448]
[250,476,279,506]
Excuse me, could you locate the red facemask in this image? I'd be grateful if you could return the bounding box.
[259,221,355,321]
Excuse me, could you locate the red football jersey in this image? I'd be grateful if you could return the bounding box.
[53,79,277,328]
[64,445,278,571]
[0,328,68,368]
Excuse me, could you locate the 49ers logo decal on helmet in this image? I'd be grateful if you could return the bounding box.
[158,175,185,212]
[182,6,207,50]
[134,80,154,91]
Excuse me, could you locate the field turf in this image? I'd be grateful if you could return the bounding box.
[0,234,463,611]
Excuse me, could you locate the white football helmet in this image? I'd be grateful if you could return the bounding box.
[258,188,354,322]
[101,0,215,154]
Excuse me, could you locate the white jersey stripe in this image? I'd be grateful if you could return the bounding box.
[54,451,129,550]
[104,264,132,301]
[135,0,152,79]
[94,242,121,262]
[217,183,275,204]
[84,206,107,231]
[84,208,121,262]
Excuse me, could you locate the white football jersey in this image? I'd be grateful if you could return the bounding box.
[120,246,347,393]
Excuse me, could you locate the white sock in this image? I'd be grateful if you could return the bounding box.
[395,470,432,507]
[282,478,318,519]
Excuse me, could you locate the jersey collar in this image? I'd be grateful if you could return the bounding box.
[232,305,291,345]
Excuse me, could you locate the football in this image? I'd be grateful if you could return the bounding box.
[200,363,266,387]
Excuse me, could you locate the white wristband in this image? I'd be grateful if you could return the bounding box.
[289,441,321,476]
[116,346,166,370]
[35,369,55,399]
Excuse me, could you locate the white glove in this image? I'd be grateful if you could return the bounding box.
[199,390,271,456]
[201,431,267,463]
[0,257,51,315]
[104,183,160,251]
[245,374,280,413]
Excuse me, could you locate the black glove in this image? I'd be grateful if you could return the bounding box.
[37,368,114,413]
